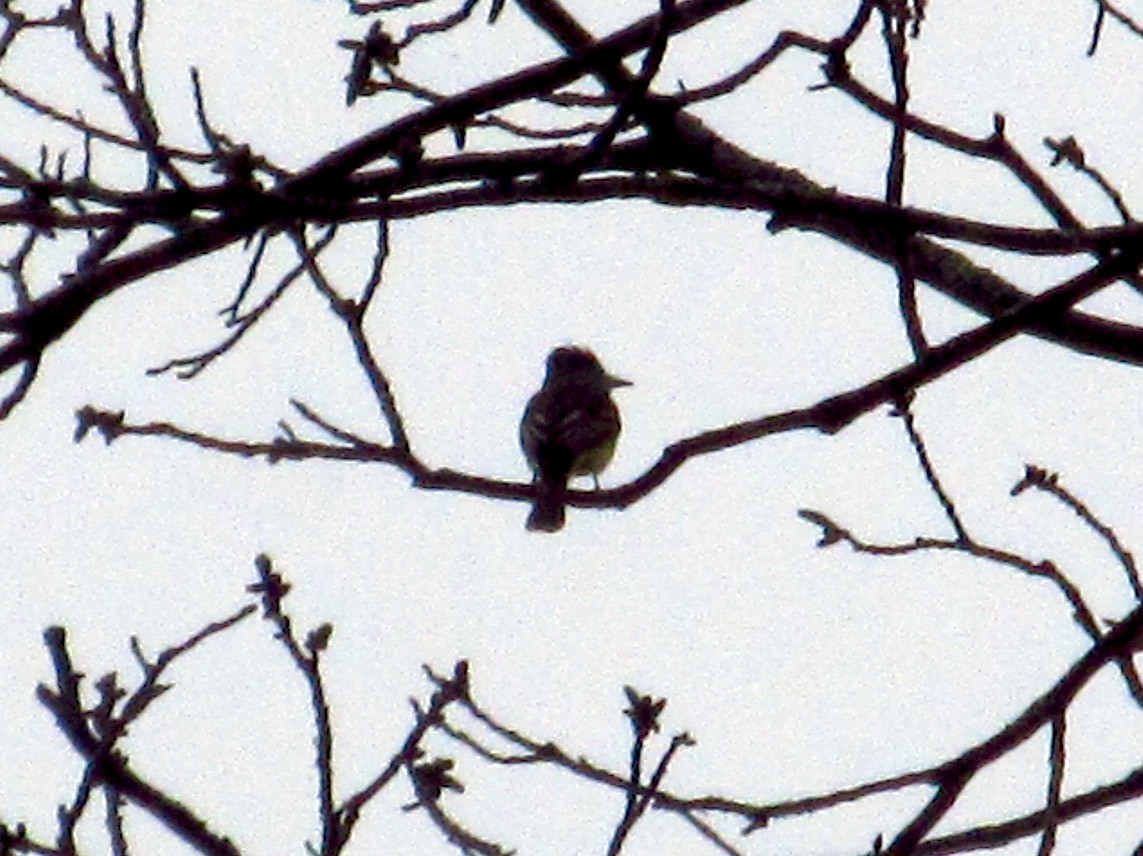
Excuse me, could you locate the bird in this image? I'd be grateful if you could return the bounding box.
[520,347,631,532]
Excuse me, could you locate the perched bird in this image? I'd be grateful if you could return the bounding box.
[520,347,631,532]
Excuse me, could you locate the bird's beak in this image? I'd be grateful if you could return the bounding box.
[606,374,632,389]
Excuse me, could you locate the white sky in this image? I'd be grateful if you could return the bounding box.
[2,1,1143,854]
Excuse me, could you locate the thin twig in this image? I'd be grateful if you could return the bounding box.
[895,399,968,542]
[247,556,338,855]
[1012,465,1143,606]
[798,507,1143,705]
[290,227,411,451]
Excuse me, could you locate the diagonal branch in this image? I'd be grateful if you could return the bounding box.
[36,627,245,856]
[885,602,1143,854]
[617,241,1143,507]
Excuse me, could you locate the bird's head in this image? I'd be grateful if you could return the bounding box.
[544,346,631,390]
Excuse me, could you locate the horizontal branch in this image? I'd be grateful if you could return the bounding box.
[344,147,1136,256]
[340,164,1143,369]
[75,238,1143,521]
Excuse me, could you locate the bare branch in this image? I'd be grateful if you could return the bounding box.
[1012,465,1143,606]
[1037,714,1066,856]
[36,624,247,856]
[334,661,471,845]
[1087,0,1143,55]
[884,603,1143,854]
[69,240,1143,537]
[894,399,968,542]
[290,226,411,451]
[1044,134,1133,223]
[246,556,338,855]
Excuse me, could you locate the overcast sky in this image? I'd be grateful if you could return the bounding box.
[2,1,1143,854]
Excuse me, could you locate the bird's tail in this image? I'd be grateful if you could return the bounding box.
[527,478,566,532]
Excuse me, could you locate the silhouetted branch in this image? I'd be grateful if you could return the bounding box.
[69,238,1143,531]
[1013,465,1143,605]
[1037,714,1066,856]
[884,602,1143,854]
[35,618,250,856]
[248,556,339,854]
[799,468,1143,706]
[22,549,1143,855]
[1044,134,1133,224]
[1087,0,1143,55]
[334,660,472,849]
[291,225,410,451]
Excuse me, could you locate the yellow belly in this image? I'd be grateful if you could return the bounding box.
[570,435,618,477]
